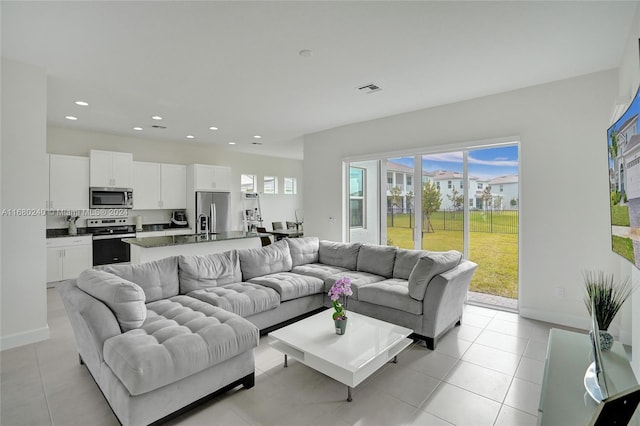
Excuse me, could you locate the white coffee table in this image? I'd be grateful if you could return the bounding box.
[268,309,413,401]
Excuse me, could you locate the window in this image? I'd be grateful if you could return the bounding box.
[500,184,504,192]
[436,181,440,189]
[448,180,452,189]
[284,177,297,195]
[407,175,412,186]
[241,174,256,193]
[350,167,365,228]
[478,182,483,189]
[264,176,278,194]
[460,180,464,189]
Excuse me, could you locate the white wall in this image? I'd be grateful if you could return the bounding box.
[616,8,640,378]
[47,127,303,231]
[304,69,621,334]
[1,58,49,349]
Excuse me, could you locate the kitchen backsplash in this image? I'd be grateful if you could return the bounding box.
[46,209,184,229]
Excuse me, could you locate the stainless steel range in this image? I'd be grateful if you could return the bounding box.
[87,218,136,266]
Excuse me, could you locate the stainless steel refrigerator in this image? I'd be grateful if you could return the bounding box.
[195,192,231,234]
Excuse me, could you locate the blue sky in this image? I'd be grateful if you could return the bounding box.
[608,87,640,168]
[390,145,519,180]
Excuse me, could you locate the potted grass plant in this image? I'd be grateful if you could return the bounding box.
[583,270,633,350]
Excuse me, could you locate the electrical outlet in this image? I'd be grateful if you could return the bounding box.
[555,287,565,298]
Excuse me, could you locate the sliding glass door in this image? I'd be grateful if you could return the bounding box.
[420,152,464,253]
[346,142,520,309]
[384,157,416,249]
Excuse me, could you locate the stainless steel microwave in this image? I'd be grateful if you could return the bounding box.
[89,187,134,209]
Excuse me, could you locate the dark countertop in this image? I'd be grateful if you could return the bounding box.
[122,231,259,248]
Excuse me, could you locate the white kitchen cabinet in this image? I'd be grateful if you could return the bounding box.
[47,154,89,210]
[161,164,187,209]
[90,150,133,188]
[133,162,186,209]
[133,162,161,209]
[192,164,231,191]
[46,236,93,283]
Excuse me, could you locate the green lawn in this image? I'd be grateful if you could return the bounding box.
[611,205,630,226]
[387,226,519,299]
[612,235,635,263]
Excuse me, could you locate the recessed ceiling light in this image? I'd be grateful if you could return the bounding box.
[152,116,163,120]
[299,49,313,57]
[65,115,78,120]
[228,142,236,145]
[252,141,263,145]
[133,127,143,131]
[75,101,89,106]
[186,135,195,139]
[209,126,218,131]
[253,135,262,139]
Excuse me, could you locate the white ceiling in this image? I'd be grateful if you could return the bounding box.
[2,1,638,160]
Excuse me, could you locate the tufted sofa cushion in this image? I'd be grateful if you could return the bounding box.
[408,250,462,300]
[98,256,179,302]
[239,240,292,280]
[291,263,349,280]
[187,283,280,317]
[324,271,385,300]
[77,269,147,332]
[357,244,397,278]
[179,251,242,293]
[286,237,320,267]
[248,272,324,302]
[103,295,259,396]
[318,241,361,270]
[358,278,423,315]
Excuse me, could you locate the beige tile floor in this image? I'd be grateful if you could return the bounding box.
[2,289,564,426]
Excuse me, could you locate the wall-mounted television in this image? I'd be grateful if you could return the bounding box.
[608,86,640,269]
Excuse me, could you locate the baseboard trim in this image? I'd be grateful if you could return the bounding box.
[520,307,633,345]
[519,307,589,331]
[0,325,50,351]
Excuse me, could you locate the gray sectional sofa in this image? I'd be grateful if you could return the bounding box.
[59,237,477,425]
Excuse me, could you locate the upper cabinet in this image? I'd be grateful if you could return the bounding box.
[90,150,133,188]
[161,164,187,208]
[191,164,231,192]
[48,154,89,210]
[133,161,186,209]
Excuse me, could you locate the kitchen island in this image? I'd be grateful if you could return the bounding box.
[123,231,261,264]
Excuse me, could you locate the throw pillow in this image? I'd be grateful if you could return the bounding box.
[408,250,462,300]
[77,269,147,332]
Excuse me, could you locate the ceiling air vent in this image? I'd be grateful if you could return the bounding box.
[357,83,382,94]
[151,125,167,129]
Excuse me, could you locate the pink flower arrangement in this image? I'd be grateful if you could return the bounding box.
[328,277,352,321]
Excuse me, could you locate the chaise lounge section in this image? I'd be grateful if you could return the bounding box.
[59,237,477,425]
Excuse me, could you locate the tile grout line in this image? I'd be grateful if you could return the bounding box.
[34,343,55,426]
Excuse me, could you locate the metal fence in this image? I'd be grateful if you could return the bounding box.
[386,208,519,234]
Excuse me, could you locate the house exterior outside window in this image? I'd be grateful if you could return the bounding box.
[264,176,278,194]
[284,177,297,195]
[350,167,365,228]
[241,174,256,193]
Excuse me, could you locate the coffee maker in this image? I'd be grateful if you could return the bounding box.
[170,210,188,228]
